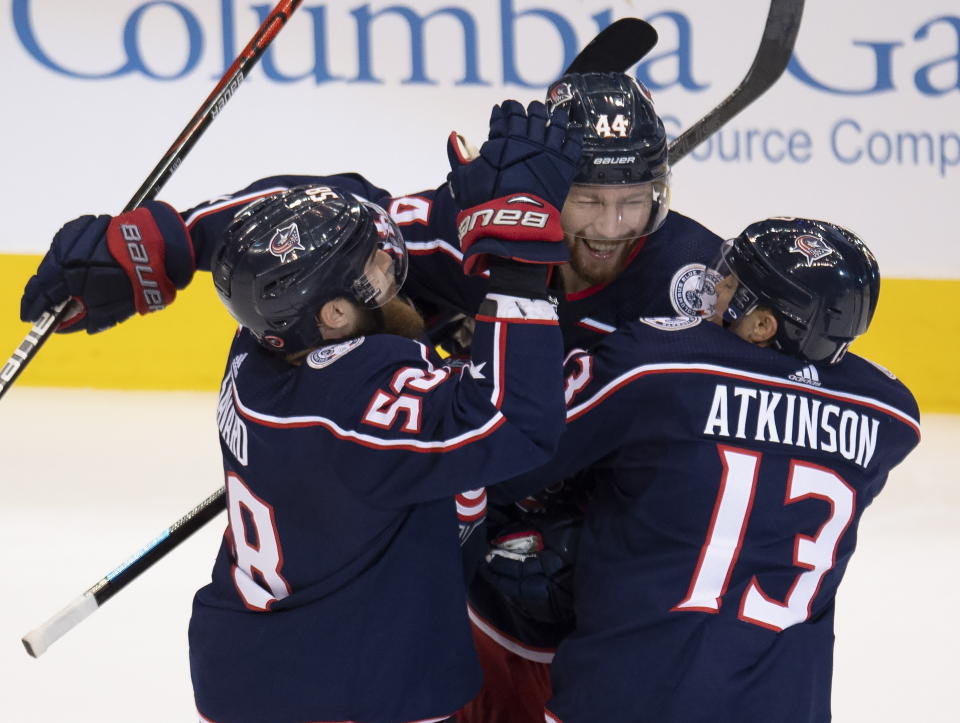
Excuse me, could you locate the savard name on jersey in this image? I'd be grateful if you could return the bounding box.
[217,353,248,465]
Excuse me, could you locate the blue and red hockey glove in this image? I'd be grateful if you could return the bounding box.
[20,201,195,333]
[447,99,583,277]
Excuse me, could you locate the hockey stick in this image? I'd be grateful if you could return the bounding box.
[564,17,658,74]
[22,9,782,656]
[22,488,226,658]
[20,15,656,660]
[668,0,805,165]
[0,0,304,402]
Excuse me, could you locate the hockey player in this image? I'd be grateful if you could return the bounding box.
[492,217,920,723]
[19,73,722,720]
[27,101,585,723]
[453,72,724,723]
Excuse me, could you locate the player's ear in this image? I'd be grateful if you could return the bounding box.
[748,308,778,345]
[317,298,356,338]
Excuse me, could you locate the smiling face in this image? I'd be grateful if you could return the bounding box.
[558,182,667,292]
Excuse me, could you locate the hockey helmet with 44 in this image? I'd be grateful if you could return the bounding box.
[546,72,671,239]
[546,71,669,186]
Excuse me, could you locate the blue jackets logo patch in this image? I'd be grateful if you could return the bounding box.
[306,337,365,370]
[670,263,721,316]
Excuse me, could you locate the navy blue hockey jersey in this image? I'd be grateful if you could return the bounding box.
[188,292,565,723]
[497,317,920,723]
[178,172,727,653]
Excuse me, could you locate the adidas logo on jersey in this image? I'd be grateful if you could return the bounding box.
[788,364,821,387]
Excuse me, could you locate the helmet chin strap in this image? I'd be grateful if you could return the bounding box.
[829,341,851,365]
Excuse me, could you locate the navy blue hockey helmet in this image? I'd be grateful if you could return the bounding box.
[546,71,669,185]
[212,185,408,353]
[703,218,880,365]
[546,72,670,238]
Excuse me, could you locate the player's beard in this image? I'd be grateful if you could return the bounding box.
[562,233,640,290]
[353,296,426,341]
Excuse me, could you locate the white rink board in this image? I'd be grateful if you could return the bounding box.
[1,0,958,278]
[0,388,956,721]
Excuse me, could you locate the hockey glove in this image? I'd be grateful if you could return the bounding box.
[447,99,582,276]
[20,202,195,333]
[480,513,581,627]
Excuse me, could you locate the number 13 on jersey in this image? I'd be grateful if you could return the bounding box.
[672,444,856,632]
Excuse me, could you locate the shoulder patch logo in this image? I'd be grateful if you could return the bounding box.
[306,337,365,370]
[670,263,722,316]
[865,358,898,380]
[788,364,822,387]
[638,315,701,331]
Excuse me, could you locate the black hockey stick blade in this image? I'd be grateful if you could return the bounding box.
[564,18,658,74]
[668,0,805,165]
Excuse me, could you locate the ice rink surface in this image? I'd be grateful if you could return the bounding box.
[1,388,956,722]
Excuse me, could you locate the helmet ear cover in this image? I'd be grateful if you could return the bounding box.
[212,185,408,353]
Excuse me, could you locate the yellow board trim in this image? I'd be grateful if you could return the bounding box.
[2,254,235,392]
[1,254,955,412]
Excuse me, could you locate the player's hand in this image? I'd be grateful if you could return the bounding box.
[480,514,580,626]
[20,202,196,333]
[447,99,583,276]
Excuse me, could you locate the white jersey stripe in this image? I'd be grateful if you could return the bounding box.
[456,488,487,520]
[567,361,920,434]
[467,604,556,664]
[183,186,290,229]
[184,186,376,230]
[577,317,616,334]
[231,384,505,452]
[405,238,464,261]
[201,709,454,723]
[490,321,504,408]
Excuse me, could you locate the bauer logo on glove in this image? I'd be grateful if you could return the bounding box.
[112,219,173,312]
[457,194,550,236]
[456,193,566,276]
[21,201,195,334]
